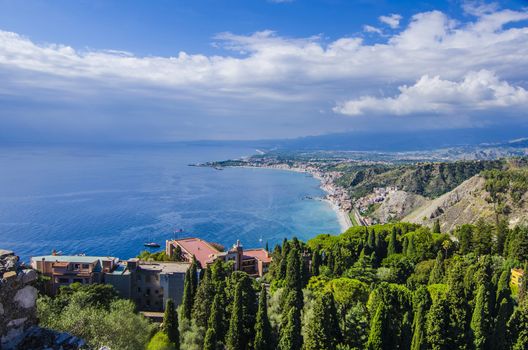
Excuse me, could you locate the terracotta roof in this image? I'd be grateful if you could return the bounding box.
[172,238,221,268]
[243,249,272,263]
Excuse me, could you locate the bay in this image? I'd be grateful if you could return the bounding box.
[0,145,342,261]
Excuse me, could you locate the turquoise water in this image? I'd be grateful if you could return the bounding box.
[0,145,342,261]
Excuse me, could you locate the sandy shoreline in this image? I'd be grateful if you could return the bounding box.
[233,164,353,232]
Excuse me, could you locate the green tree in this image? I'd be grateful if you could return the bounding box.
[182,269,194,320]
[226,283,245,350]
[411,286,431,350]
[190,256,199,297]
[204,292,224,350]
[446,260,469,349]
[278,305,302,350]
[426,295,450,350]
[163,299,180,349]
[492,296,514,350]
[387,228,398,256]
[147,332,177,350]
[254,285,273,350]
[311,250,321,276]
[428,250,445,285]
[507,301,528,350]
[470,285,492,350]
[432,219,441,233]
[304,292,341,350]
[192,268,216,328]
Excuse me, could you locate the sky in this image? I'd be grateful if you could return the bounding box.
[0,0,527,144]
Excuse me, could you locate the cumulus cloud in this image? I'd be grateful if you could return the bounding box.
[0,4,527,141]
[379,14,403,28]
[334,70,528,116]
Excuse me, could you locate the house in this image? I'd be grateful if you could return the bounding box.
[30,254,118,295]
[165,238,272,277]
[105,259,190,312]
[511,268,525,288]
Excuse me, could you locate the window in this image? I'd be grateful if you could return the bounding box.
[82,264,89,269]
[137,287,141,293]
[73,264,80,270]
[146,288,151,296]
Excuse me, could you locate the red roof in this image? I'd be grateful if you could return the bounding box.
[173,238,221,268]
[243,249,272,263]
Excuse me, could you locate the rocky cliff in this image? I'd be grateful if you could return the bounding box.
[0,250,89,350]
[403,175,528,232]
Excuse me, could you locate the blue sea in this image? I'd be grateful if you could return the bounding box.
[0,145,342,261]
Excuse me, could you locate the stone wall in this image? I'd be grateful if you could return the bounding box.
[0,250,88,350]
[0,249,39,348]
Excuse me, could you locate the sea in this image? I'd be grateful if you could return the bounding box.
[0,145,342,262]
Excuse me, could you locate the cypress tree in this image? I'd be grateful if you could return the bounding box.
[506,300,528,350]
[192,268,216,328]
[204,292,224,350]
[278,305,302,350]
[388,227,398,256]
[407,235,416,257]
[226,283,244,350]
[367,228,376,254]
[285,248,302,293]
[433,219,441,233]
[428,250,445,285]
[446,261,469,349]
[496,269,511,306]
[265,241,269,252]
[190,256,199,296]
[492,296,513,350]
[163,299,180,349]
[426,295,450,350]
[204,327,218,350]
[374,231,387,266]
[411,286,431,350]
[311,250,320,276]
[304,292,340,350]
[367,303,389,350]
[254,285,273,350]
[182,268,193,320]
[470,285,492,350]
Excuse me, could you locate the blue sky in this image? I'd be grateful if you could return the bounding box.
[0,0,527,143]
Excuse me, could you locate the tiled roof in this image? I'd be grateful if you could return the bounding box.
[243,249,272,263]
[172,238,221,268]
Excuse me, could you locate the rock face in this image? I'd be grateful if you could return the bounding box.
[403,175,528,232]
[0,250,89,350]
[0,250,39,349]
[372,190,428,223]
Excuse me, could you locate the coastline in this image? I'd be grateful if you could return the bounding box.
[231,164,353,232]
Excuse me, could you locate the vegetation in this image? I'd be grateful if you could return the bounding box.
[37,206,528,350]
[38,283,155,350]
[334,159,504,199]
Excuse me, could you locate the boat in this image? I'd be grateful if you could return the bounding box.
[144,242,160,248]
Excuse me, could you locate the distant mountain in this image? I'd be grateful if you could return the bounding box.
[185,125,528,152]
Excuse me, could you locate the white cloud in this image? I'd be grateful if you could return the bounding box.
[379,13,403,28]
[363,25,383,34]
[0,4,527,140]
[333,70,528,116]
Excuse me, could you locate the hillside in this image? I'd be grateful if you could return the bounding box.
[404,165,528,232]
[334,159,504,200]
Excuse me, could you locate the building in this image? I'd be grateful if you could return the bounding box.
[30,255,118,295]
[105,259,190,312]
[166,238,272,277]
[511,268,525,288]
[166,237,222,268]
